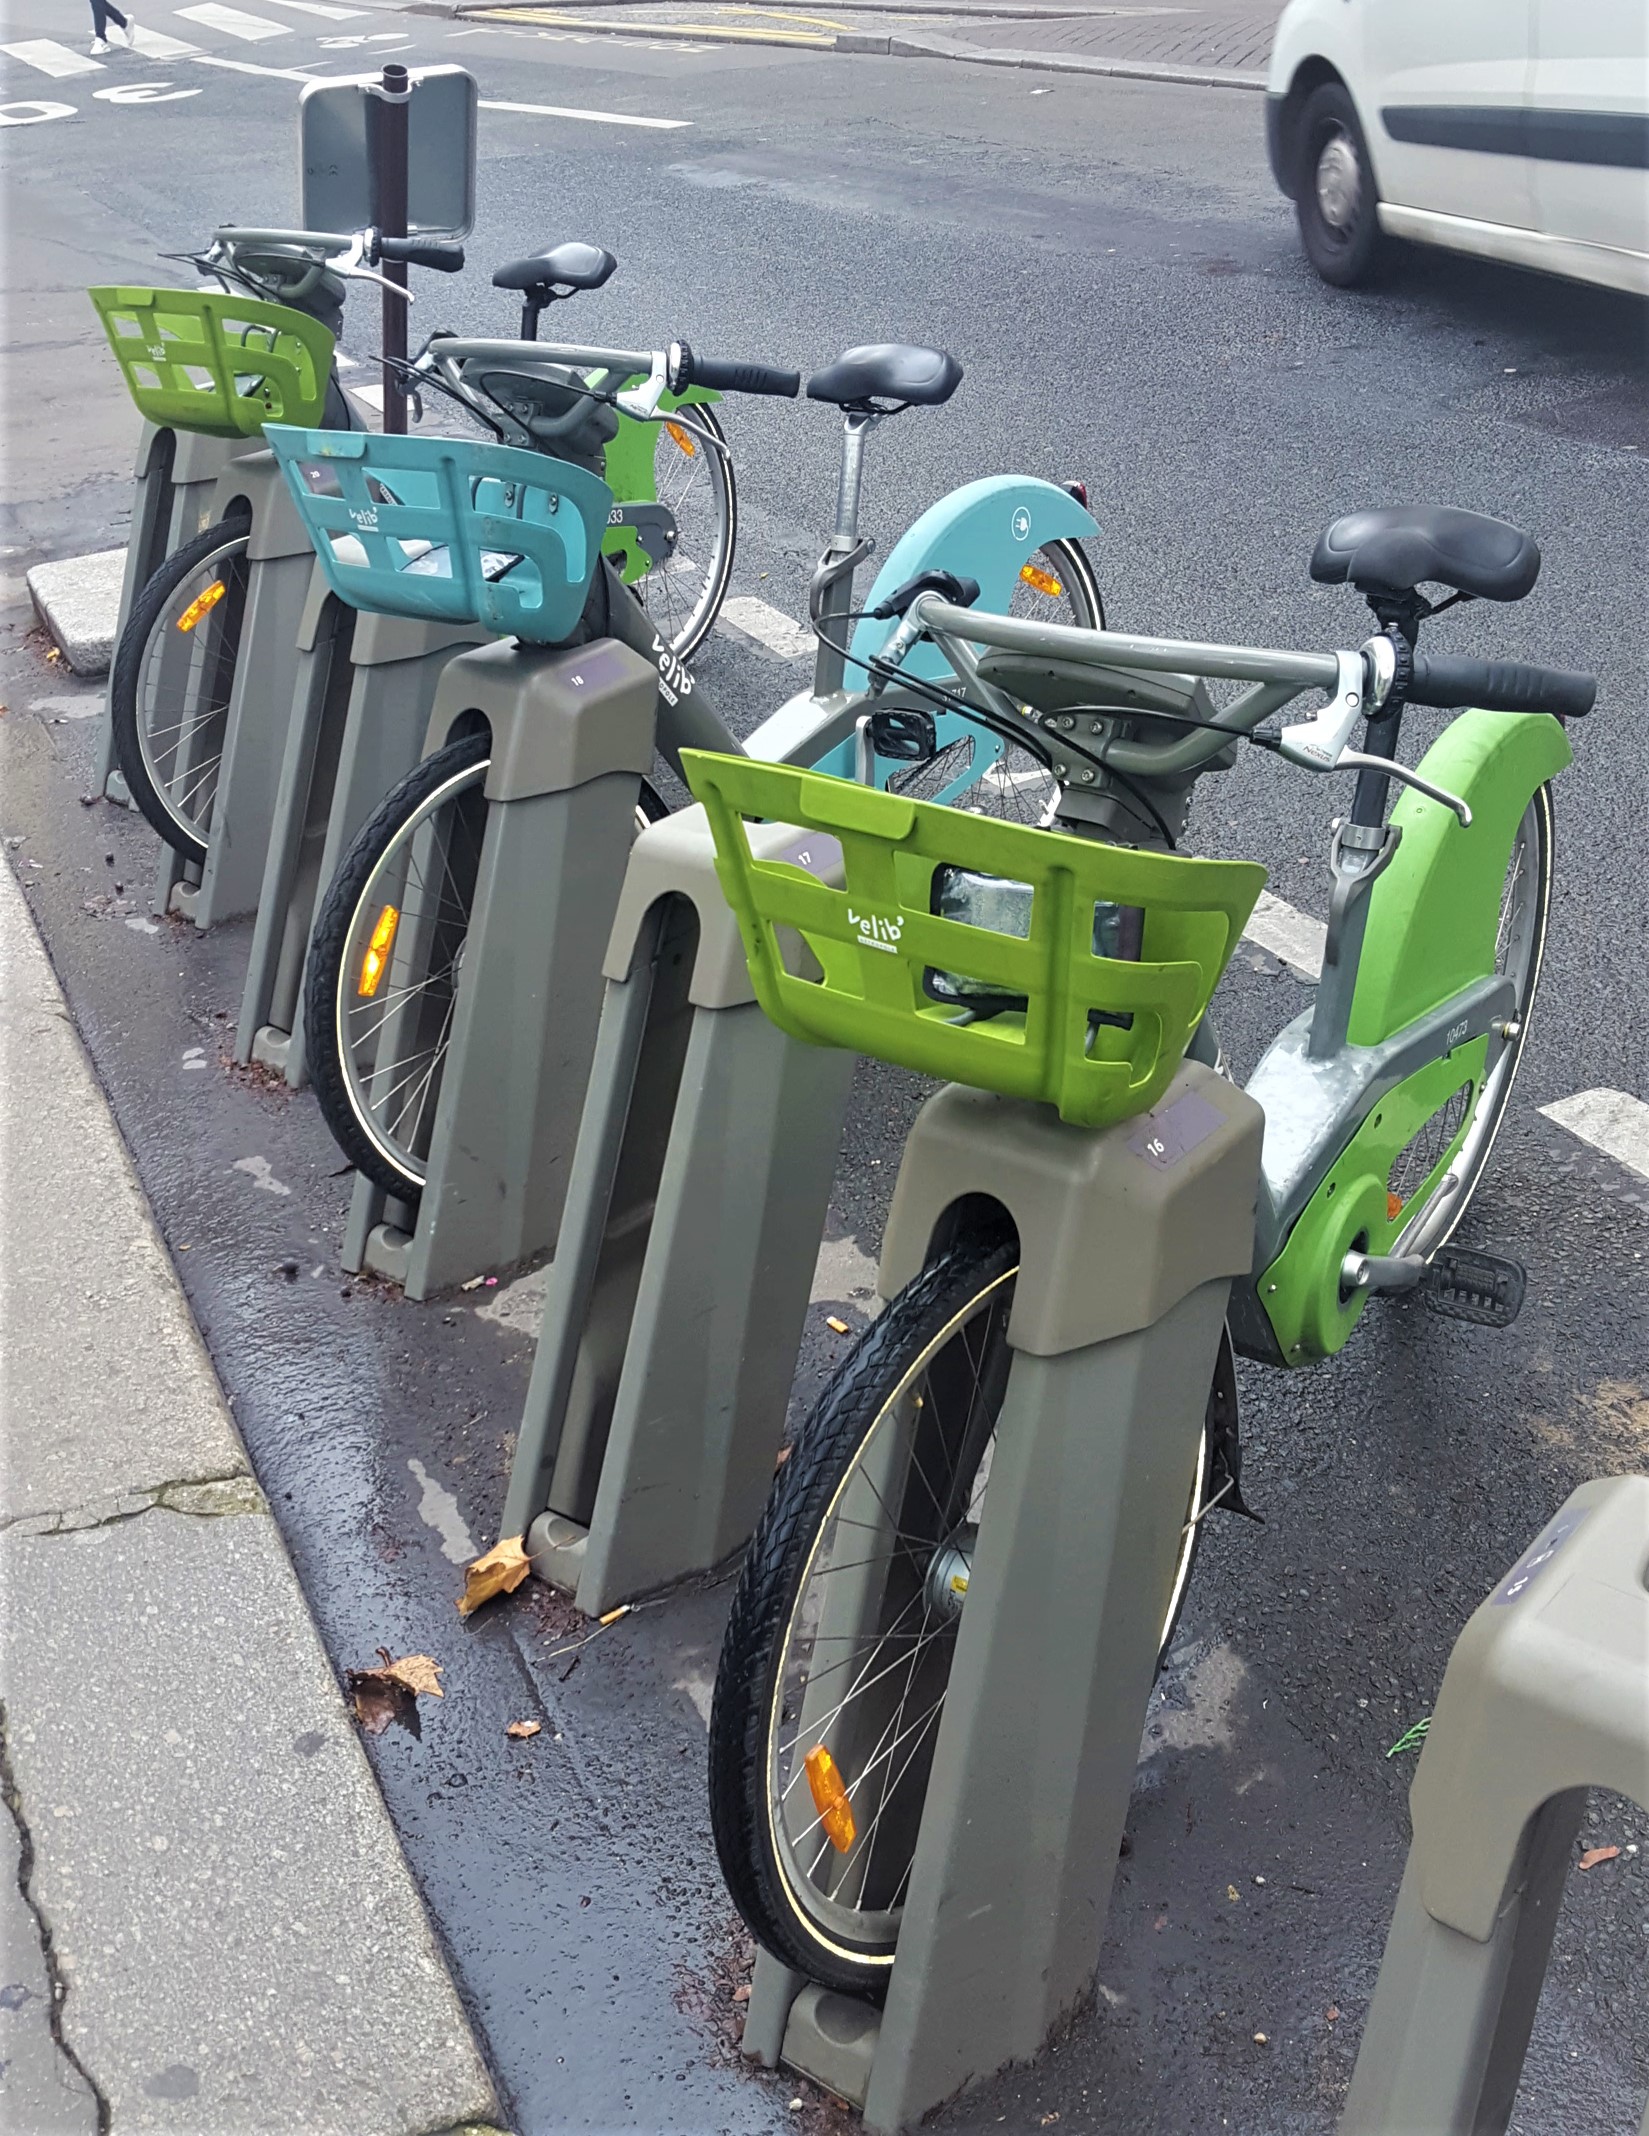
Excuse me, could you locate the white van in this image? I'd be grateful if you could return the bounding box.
[1266,0,1648,294]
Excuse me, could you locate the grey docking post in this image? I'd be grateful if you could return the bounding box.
[347,634,661,1302]
[1340,1473,1649,2136]
[235,573,485,1086]
[748,1062,1266,2134]
[499,805,855,1618]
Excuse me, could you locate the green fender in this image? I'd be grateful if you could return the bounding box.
[599,384,719,586]
[1259,709,1570,1362]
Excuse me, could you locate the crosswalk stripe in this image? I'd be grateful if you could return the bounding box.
[176,3,290,40]
[721,596,812,660]
[130,23,203,54]
[190,50,313,74]
[1241,890,1326,982]
[1,38,105,77]
[256,0,370,16]
[1539,1088,1649,1184]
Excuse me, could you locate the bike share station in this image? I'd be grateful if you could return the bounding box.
[89,64,481,957]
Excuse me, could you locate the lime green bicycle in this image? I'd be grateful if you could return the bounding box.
[689,503,1595,1990]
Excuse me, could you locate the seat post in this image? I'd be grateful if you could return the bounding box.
[811,408,880,698]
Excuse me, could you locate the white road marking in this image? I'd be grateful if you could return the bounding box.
[2,39,104,77]
[0,97,75,122]
[129,23,203,54]
[1539,1088,1649,1184]
[232,1153,292,1195]
[478,97,691,128]
[1241,889,1325,982]
[176,3,290,40]
[407,1457,479,1564]
[257,0,369,15]
[721,594,813,660]
[189,51,315,76]
[95,78,202,99]
[350,380,385,410]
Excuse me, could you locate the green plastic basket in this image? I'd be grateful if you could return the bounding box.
[89,287,335,441]
[683,752,1267,1130]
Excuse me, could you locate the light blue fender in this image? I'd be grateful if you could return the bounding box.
[813,476,1101,798]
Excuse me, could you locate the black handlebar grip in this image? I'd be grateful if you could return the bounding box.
[380,238,466,273]
[673,339,800,399]
[1408,653,1596,719]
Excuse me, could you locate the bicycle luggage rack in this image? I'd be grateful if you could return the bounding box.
[1341,1472,1649,2136]
[234,571,487,1087]
[670,762,1269,2130]
[264,424,655,1300]
[495,806,856,1618]
[87,287,332,803]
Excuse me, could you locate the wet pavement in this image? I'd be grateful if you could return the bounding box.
[5,24,1648,2133]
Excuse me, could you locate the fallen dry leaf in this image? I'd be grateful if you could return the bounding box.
[506,1719,542,1740]
[458,1533,532,1617]
[1578,1845,1620,1871]
[1227,1884,1240,1903]
[732,1983,751,2004]
[347,1649,445,1735]
[1326,2005,1340,2025]
[1040,2116,1061,2127]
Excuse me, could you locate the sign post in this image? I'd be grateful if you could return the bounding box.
[369,64,411,433]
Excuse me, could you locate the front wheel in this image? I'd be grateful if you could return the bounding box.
[108,513,252,865]
[303,733,666,1200]
[610,405,736,663]
[1293,80,1386,288]
[709,1226,1210,1994]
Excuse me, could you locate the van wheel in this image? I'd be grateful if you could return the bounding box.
[1295,81,1385,287]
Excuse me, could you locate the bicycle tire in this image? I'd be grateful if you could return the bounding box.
[304,732,666,1200]
[626,404,736,662]
[709,1225,1208,1993]
[109,512,252,865]
[1390,784,1554,1261]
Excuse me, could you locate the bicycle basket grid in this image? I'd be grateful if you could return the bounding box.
[88,288,335,440]
[684,752,1266,1129]
[263,427,614,641]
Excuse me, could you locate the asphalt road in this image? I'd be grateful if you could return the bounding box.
[3,10,1647,2131]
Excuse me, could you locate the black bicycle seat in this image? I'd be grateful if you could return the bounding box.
[492,242,618,295]
[805,344,963,409]
[1311,507,1541,603]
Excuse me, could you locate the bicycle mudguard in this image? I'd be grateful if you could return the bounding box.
[599,386,720,587]
[1248,709,1570,1364]
[851,476,1101,687]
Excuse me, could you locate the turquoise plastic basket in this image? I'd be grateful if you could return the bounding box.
[262,427,614,642]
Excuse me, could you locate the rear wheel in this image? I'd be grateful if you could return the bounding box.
[108,513,252,864]
[709,1227,1210,1993]
[304,733,666,1199]
[885,537,1105,826]
[619,405,736,662]
[1294,80,1385,288]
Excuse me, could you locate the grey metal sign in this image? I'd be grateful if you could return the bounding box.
[299,66,477,239]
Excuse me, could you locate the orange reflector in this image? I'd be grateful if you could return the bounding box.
[1386,1191,1403,1223]
[1019,561,1063,599]
[665,420,697,458]
[804,1744,856,1854]
[175,579,227,633]
[357,904,400,998]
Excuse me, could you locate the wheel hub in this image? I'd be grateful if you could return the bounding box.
[1315,133,1361,230]
[923,1524,977,1622]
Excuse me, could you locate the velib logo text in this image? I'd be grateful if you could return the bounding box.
[650,634,695,706]
[848,906,904,954]
[349,505,380,532]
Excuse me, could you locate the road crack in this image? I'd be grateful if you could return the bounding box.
[0,1472,265,1537]
[0,1703,112,2134]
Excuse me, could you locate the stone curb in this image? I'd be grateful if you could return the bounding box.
[25,546,127,676]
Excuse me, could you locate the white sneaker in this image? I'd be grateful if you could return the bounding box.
[119,16,137,40]
[89,34,112,50]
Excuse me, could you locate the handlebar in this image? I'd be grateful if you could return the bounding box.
[669,339,801,399]
[1408,653,1595,719]
[378,236,466,273]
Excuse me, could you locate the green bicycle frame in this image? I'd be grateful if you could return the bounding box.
[1239,708,1570,1363]
[599,383,720,587]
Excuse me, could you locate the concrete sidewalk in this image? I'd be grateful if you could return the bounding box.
[458,0,1278,85]
[0,857,503,2134]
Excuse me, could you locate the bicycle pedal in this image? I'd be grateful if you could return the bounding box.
[1422,1247,1526,1329]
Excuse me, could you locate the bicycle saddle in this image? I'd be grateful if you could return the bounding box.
[805,344,963,409]
[492,242,618,294]
[1311,507,1540,603]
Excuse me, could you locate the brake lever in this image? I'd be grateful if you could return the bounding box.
[615,350,669,419]
[1338,751,1472,826]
